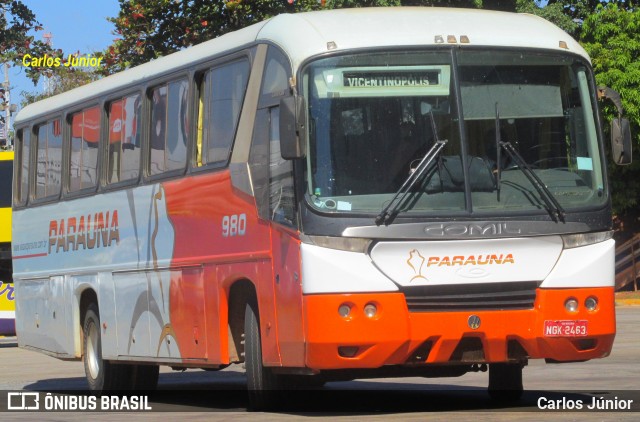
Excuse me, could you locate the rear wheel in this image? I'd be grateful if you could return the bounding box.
[83,303,131,391]
[488,363,524,402]
[244,299,280,410]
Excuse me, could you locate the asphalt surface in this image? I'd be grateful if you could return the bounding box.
[0,306,639,421]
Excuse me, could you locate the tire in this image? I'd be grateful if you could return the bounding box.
[83,302,131,391]
[488,363,524,402]
[244,299,280,410]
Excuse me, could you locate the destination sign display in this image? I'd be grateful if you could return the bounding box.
[343,70,440,88]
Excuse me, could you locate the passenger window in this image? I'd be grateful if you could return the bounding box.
[15,129,30,205]
[70,106,100,191]
[35,119,62,199]
[149,79,189,175]
[197,59,250,167]
[108,94,141,183]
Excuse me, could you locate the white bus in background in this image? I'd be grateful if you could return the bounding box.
[12,7,632,410]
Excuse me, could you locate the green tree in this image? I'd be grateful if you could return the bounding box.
[545,1,635,22]
[0,0,64,86]
[516,0,578,34]
[102,0,324,73]
[580,4,640,222]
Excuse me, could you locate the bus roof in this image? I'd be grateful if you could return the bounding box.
[16,7,586,125]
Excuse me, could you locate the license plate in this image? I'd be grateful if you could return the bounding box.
[544,320,588,337]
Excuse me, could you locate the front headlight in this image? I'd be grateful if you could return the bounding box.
[301,235,372,253]
[561,231,613,249]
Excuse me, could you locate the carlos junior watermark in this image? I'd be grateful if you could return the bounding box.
[22,53,102,68]
[538,396,634,411]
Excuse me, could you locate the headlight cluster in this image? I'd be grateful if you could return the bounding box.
[564,296,599,313]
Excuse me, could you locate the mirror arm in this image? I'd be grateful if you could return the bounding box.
[597,86,624,118]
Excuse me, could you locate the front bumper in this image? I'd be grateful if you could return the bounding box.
[303,287,615,369]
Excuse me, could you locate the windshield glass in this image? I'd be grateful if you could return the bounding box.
[458,50,605,213]
[303,49,606,216]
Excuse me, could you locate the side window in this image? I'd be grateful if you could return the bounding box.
[35,119,62,199]
[249,47,296,225]
[70,106,100,191]
[108,94,141,183]
[197,59,250,167]
[269,107,295,226]
[14,129,30,205]
[261,51,290,99]
[149,79,188,175]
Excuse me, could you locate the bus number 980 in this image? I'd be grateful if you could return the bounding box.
[222,214,247,237]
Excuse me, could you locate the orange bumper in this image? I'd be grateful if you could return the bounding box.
[303,287,615,369]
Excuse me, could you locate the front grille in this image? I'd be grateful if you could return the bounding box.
[403,281,538,312]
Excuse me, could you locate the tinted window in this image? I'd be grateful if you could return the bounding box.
[197,60,249,167]
[70,106,100,191]
[35,119,62,199]
[261,50,290,98]
[16,129,30,205]
[108,94,142,183]
[268,107,295,226]
[150,80,188,175]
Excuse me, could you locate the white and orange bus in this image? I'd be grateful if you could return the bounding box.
[12,7,632,409]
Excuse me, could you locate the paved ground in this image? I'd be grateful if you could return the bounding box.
[0,305,639,421]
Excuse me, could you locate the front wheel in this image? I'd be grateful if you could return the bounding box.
[83,303,131,391]
[244,300,280,410]
[488,363,524,402]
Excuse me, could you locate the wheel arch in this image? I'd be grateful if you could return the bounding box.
[77,287,99,358]
[226,278,257,364]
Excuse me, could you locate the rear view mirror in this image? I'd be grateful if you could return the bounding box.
[611,117,632,165]
[279,96,307,160]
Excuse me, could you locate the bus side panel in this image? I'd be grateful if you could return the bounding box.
[168,266,208,359]
[113,271,153,358]
[94,273,117,359]
[202,263,222,363]
[271,226,305,367]
[15,276,71,356]
[15,278,47,350]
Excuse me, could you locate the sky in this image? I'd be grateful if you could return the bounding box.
[6,0,120,124]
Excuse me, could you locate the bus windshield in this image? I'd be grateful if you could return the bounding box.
[303,50,606,217]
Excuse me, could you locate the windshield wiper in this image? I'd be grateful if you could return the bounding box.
[375,112,447,226]
[499,141,566,222]
[494,103,502,202]
[494,104,564,222]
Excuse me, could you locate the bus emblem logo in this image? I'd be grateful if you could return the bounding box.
[468,315,481,330]
[407,249,428,282]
